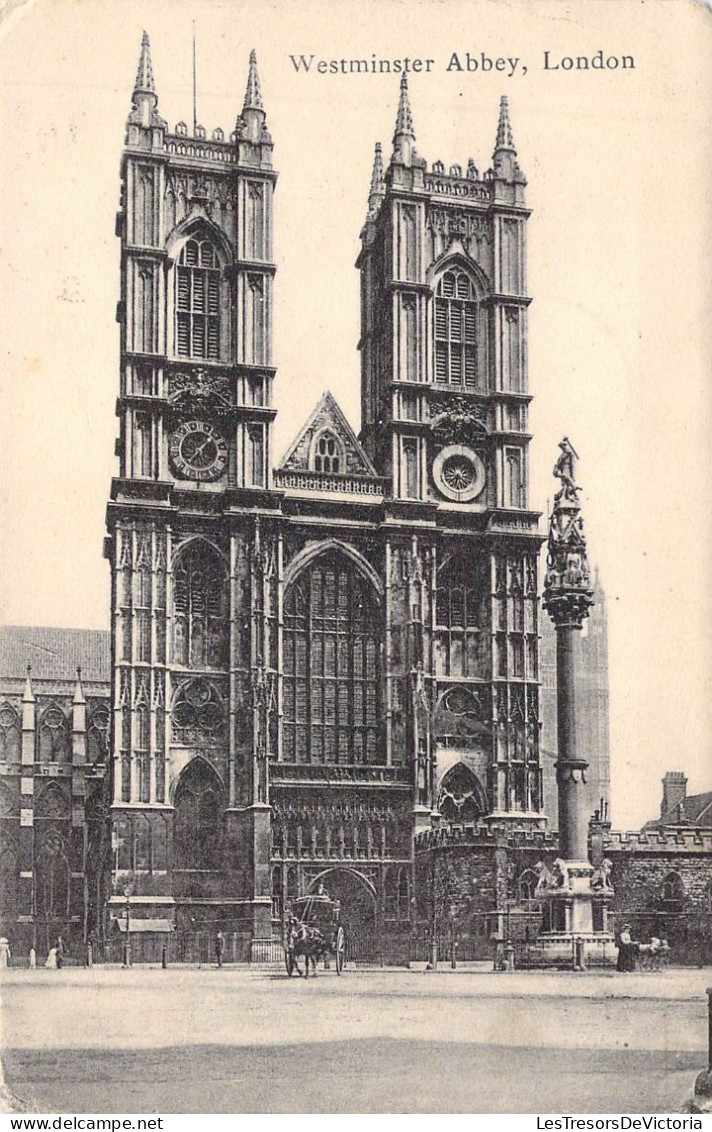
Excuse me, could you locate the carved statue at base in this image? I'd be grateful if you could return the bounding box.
[534,860,557,894]
[591,858,614,894]
[552,857,572,891]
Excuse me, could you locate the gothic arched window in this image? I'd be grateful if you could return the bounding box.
[87,706,110,764]
[172,541,228,669]
[175,238,220,360]
[282,554,381,765]
[438,763,486,823]
[434,268,478,388]
[312,431,342,474]
[435,556,488,678]
[0,705,20,762]
[35,828,70,919]
[174,759,224,870]
[518,869,539,905]
[661,871,684,906]
[38,705,70,763]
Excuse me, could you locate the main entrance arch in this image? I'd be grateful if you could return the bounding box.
[307,867,378,963]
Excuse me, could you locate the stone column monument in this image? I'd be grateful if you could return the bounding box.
[538,440,615,966]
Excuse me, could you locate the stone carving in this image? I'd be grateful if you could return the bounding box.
[543,438,594,630]
[553,858,572,890]
[591,858,615,894]
[534,858,572,893]
[553,437,581,503]
[430,395,487,444]
[534,860,557,894]
[171,679,226,744]
[168,369,232,422]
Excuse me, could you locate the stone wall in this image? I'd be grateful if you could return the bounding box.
[414,823,712,966]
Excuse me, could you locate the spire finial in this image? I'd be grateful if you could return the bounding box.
[393,73,415,142]
[134,30,155,97]
[73,666,86,707]
[128,30,165,131]
[23,665,34,703]
[494,94,515,153]
[243,48,264,112]
[367,142,385,219]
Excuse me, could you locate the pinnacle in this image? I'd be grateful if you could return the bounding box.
[134,30,156,96]
[494,94,515,152]
[22,665,34,702]
[370,142,384,192]
[243,48,264,112]
[393,73,415,140]
[73,665,86,705]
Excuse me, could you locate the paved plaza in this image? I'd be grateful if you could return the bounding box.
[2,964,710,1114]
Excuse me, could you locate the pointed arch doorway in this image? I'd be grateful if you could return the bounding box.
[307,867,379,963]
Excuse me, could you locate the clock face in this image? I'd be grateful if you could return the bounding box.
[169,420,228,482]
[432,444,486,503]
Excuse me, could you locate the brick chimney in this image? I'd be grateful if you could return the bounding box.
[661,771,687,819]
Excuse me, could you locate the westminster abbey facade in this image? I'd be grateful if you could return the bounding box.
[95,33,543,955]
[1,35,601,962]
[1,37,708,965]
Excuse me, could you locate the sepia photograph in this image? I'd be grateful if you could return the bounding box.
[0,0,711,1116]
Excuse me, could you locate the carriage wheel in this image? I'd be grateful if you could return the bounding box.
[285,950,296,977]
[335,926,346,975]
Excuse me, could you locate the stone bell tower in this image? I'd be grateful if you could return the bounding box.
[357,82,544,827]
[105,34,278,947]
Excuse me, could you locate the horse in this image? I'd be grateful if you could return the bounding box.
[285,916,326,978]
[637,937,670,971]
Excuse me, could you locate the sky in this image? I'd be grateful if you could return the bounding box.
[0,0,711,829]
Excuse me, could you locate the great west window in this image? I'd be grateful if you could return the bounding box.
[176,238,220,360]
[283,556,381,764]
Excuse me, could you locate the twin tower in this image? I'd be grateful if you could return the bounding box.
[106,34,541,954]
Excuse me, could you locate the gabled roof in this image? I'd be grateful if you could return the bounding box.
[0,626,110,685]
[278,391,378,479]
[644,790,712,830]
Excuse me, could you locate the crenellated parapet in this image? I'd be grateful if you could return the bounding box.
[415,823,558,852]
[604,828,712,854]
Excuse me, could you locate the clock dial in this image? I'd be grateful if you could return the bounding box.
[432,444,486,503]
[169,420,228,482]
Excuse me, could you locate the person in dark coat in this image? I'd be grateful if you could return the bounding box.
[616,924,637,972]
[215,930,224,969]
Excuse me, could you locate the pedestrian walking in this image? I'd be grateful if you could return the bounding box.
[56,935,65,969]
[215,929,224,968]
[28,946,36,969]
[0,937,11,969]
[45,947,58,969]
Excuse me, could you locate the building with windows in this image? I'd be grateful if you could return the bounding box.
[103,36,543,958]
[0,37,708,964]
[0,627,111,954]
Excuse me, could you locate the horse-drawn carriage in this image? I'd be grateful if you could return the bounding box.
[283,892,346,977]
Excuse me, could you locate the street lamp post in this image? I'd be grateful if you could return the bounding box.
[123,884,133,968]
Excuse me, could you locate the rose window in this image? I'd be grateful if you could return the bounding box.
[441,455,476,493]
[432,444,485,503]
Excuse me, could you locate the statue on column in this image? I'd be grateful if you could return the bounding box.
[543,438,593,626]
[552,437,581,503]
